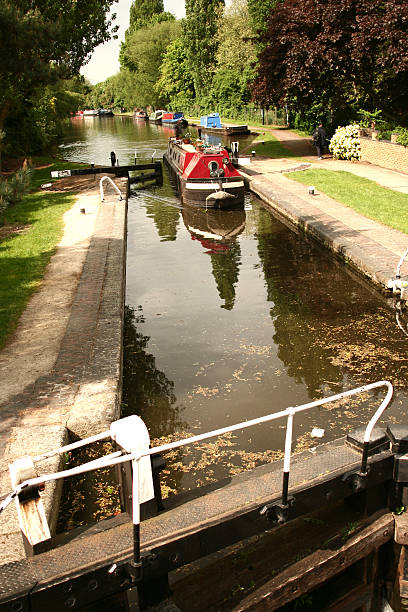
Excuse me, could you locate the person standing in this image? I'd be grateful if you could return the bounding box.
[313,123,327,159]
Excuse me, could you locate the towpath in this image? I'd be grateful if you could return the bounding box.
[0,174,127,563]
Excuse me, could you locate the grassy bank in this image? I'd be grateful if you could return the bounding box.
[249,131,300,158]
[0,159,83,349]
[287,168,408,235]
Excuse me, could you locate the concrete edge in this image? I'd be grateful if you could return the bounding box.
[0,178,128,563]
[243,172,403,293]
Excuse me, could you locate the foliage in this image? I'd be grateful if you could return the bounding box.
[329,125,361,161]
[209,0,257,109]
[252,0,408,126]
[0,0,117,154]
[357,109,382,128]
[288,168,408,235]
[120,19,180,108]
[397,128,408,148]
[120,0,175,71]
[156,37,195,109]
[0,167,32,224]
[182,0,225,98]
[247,0,280,35]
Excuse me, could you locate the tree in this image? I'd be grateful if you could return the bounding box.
[247,0,280,34]
[252,0,408,125]
[120,0,174,71]
[0,0,118,152]
[120,20,180,107]
[156,37,195,109]
[210,0,257,110]
[182,0,225,99]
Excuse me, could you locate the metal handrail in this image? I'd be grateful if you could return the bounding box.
[99,176,122,201]
[0,380,393,578]
[1,381,392,509]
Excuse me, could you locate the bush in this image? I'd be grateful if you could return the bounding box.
[329,124,361,161]
[0,166,32,224]
[396,128,408,148]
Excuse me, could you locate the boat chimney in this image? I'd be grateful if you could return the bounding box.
[231,141,239,166]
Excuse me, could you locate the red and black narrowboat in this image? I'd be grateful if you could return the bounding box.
[163,138,245,209]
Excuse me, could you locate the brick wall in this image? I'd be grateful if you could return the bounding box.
[360,136,408,174]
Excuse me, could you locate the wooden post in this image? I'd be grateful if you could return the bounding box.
[9,457,51,556]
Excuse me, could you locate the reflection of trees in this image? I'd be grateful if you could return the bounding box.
[122,305,185,438]
[143,197,180,241]
[255,208,391,398]
[210,242,241,310]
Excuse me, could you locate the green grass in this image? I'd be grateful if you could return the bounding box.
[250,131,299,158]
[287,168,408,234]
[0,159,84,348]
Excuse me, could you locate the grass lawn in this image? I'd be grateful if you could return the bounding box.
[249,131,300,158]
[287,168,408,235]
[0,159,83,349]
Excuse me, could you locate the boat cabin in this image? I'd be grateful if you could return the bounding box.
[200,113,222,129]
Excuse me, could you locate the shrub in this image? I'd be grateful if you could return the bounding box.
[0,166,32,224]
[329,124,361,161]
[396,128,408,148]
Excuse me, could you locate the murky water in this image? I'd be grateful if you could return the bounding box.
[61,116,408,497]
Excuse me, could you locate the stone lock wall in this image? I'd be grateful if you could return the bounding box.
[359,132,408,174]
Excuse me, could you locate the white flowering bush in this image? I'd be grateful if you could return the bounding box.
[329,124,361,161]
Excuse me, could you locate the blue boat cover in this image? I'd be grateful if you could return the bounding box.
[200,113,222,129]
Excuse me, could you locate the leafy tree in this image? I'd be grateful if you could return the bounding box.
[210,0,257,110]
[120,0,174,71]
[120,19,180,107]
[156,37,195,109]
[247,0,280,34]
[0,0,118,153]
[182,0,225,99]
[252,0,408,125]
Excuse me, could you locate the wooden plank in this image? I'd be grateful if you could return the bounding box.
[230,512,394,611]
[9,458,51,556]
[51,163,162,178]
[394,513,408,545]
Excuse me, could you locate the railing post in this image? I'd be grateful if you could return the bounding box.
[131,456,142,582]
[282,409,294,506]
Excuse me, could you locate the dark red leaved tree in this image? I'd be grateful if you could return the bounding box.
[252,0,408,123]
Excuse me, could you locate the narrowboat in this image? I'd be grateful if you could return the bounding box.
[161,111,188,127]
[200,113,249,135]
[163,137,245,209]
[98,108,114,116]
[149,109,165,124]
[83,109,99,116]
[134,109,148,120]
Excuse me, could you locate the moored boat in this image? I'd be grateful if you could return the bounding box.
[161,111,187,127]
[83,109,99,116]
[134,109,148,120]
[200,113,249,135]
[149,109,165,124]
[98,108,114,116]
[163,137,245,209]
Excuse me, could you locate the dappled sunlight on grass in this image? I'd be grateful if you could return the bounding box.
[288,168,408,234]
[0,161,82,348]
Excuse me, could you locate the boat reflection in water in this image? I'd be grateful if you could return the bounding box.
[182,206,246,309]
[182,206,246,252]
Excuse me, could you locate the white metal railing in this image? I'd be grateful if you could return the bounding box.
[388,246,408,295]
[100,176,122,202]
[0,380,393,573]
